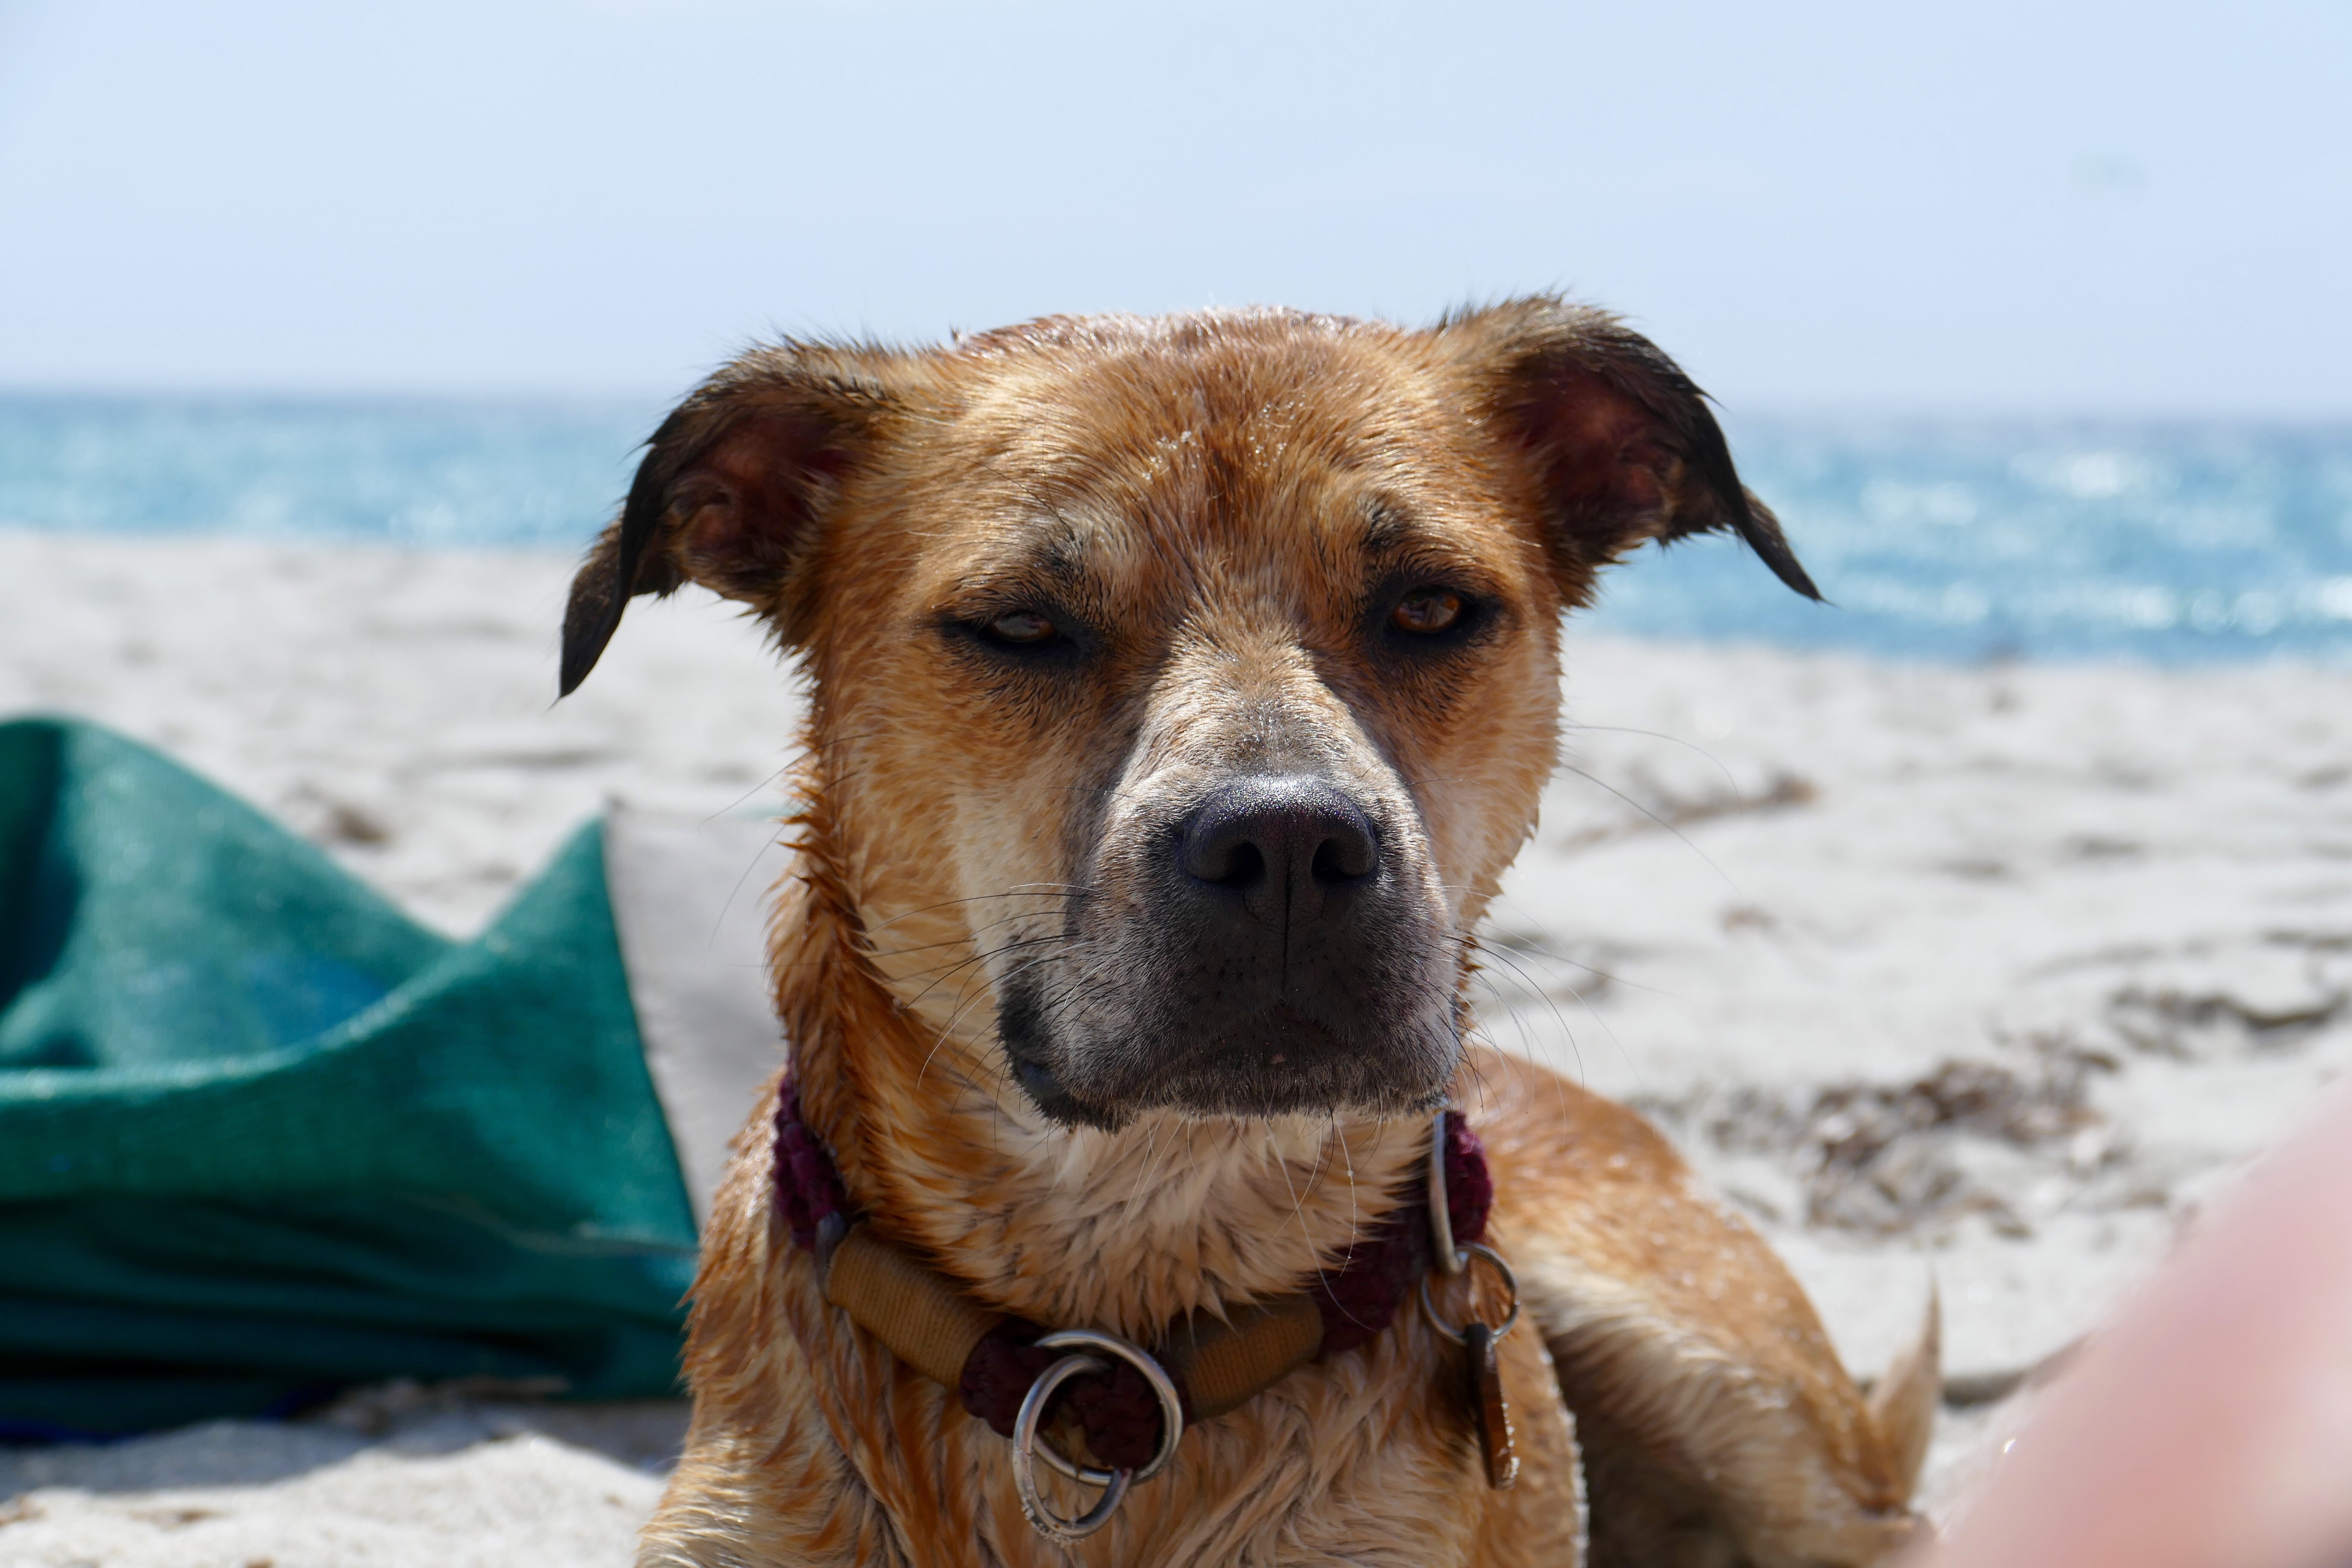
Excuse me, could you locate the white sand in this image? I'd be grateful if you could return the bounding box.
[4,529,2349,1560]
[0,1384,686,1568]
[0,530,804,937]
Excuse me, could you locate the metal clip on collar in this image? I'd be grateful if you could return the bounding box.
[1421,1109,1521,1345]
[1010,1329,1186,1544]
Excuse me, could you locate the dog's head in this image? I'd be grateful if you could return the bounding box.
[563,302,1813,1130]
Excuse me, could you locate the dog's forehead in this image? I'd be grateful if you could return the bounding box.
[900,318,1522,613]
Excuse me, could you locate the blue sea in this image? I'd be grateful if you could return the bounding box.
[3,394,2349,665]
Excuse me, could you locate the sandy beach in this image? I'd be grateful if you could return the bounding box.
[4,528,2349,1565]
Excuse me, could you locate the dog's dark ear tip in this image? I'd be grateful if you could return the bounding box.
[557,624,619,697]
[1729,492,1825,603]
[557,589,626,698]
[1763,547,1826,603]
[556,641,597,699]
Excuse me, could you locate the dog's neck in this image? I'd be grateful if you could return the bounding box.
[769,793,1434,1340]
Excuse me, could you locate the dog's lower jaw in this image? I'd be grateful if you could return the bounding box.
[1004,1029,1460,1128]
[999,976,1463,1128]
[1005,1050,1129,1131]
[999,986,1130,1129]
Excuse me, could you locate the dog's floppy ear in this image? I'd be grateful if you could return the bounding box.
[559,343,910,695]
[1440,297,1819,602]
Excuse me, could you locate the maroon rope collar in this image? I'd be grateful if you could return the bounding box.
[772,1081,1492,1470]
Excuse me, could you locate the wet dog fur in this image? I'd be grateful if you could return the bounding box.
[561,300,1940,1567]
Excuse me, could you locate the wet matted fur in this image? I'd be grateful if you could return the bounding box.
[561,300,1939,1567]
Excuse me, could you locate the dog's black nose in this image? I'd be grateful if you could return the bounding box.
[1179,775,1378,927]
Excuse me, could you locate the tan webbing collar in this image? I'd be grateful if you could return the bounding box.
[771,1087,1501,1485]
[818,1221,1332,1424]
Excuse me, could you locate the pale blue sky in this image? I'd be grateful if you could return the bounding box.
[2,0,2346,415]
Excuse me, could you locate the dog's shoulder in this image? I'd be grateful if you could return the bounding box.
[1473,1048,1933,1566]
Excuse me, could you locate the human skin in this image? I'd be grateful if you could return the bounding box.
[1932,1082,2352,1568]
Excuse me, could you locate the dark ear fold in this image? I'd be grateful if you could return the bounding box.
[1441,297,1819,602]
[558,343,910,696]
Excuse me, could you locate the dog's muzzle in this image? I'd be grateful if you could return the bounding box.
[1001,771,1461,1125]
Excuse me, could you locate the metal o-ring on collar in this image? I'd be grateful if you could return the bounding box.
[1418,1241,1522,1348]
[1010,1329,1186,1544]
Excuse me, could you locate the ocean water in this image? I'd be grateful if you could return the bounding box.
[1613,416,2352,664]
[0,395,652,550]
[3,394,2349,665]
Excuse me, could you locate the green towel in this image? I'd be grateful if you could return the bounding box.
[0,719,697,1438]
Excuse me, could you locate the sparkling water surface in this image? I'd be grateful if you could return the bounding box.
[3,394,2348,664]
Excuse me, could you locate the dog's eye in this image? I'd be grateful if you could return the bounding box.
[1390,588,1464,635]
[984,609,1058,645]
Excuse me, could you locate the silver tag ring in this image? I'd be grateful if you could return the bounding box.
[1418,1241,1522,1347]
[1018,1352,1124,1489]
[1011,1352,1131,1543]
[1009,1329,1187,1542]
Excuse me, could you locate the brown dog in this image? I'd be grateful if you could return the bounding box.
[560,300,1939,1566]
